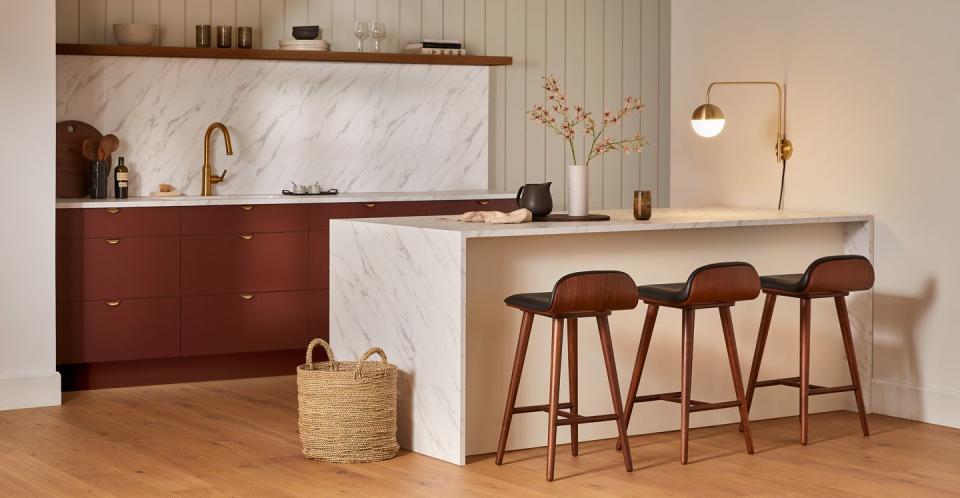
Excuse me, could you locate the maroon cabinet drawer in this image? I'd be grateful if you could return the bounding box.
[308,231,330,289]
[424,198,518,215]
[181,232,308,295]
[181,204,308,235]
[56,236,180,301]
[57,297,180,364]
[308,290,329,349]
[56,207,180,239]
[181,291,308,356]
[309,201,428,231]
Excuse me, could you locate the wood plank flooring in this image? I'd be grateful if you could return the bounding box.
[1,376,958,497]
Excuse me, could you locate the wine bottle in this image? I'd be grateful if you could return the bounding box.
[114,157,129,199]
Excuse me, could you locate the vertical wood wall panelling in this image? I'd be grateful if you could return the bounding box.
[544,0,565,205]
[601,0,622,208]
[421,0,444,40]
[105,0,133,44]
[160,0,185,46]
[330,0,355,52]
[620,0,642,207]
[378,0,401,53]
[57,0,81,44]
[583,0,604,209]
[563,0,585,210]
[236,0,261,48]
[503,0,526,191]
[524,0,546,184]
[486,0,507,191]
[261,0,286,49]
[60,0,669,207]
[211,0,237,43]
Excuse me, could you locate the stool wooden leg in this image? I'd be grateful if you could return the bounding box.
[496,311,534,465]
[567,318,579,457]
[742,293,777,432]
[618,303,659,451]
[719,306,755,455]
[597,316,633,472]
[800,297,811,445]
[835,296,870,437]
[546,318,564,481]
[680,309,695,465]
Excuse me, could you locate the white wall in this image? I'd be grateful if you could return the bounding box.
[671,0,960,427]
[56,0,671,208]
[0,1,61,410]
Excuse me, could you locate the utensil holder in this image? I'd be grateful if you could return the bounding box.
[89,161,109,199]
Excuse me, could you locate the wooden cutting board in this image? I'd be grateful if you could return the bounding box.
[57,121,102,198]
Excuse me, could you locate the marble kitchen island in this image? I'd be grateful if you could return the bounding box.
[329,208,873,465]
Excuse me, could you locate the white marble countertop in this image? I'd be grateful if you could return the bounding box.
[336,207,872,238]
[55,190,515,209]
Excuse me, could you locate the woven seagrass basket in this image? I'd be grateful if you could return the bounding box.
[296,338,399,463]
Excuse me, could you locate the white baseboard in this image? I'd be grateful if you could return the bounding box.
[872,378,960,429]
[0,371,61,411]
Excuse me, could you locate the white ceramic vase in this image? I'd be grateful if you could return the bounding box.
[566,164,588,217]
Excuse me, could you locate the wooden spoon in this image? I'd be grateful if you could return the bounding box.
[99,134,119,162]
[81,138,100,161]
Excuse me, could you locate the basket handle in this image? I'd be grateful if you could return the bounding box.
[305,338,336,367]
[354,347,388,379]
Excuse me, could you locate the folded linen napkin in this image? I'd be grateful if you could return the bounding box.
[450,208,533,224]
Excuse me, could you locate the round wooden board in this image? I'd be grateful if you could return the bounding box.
[57,120,102,198]
[532,213,611,222]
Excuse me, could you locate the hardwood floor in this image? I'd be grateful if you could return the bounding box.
[1,376,958,497]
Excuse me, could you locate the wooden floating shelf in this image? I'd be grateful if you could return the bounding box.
[56,44,512,67]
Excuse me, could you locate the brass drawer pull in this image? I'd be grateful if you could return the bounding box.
[477,200,490,206]
[105,208,120,214]
[106,300,121,307]
[105,239,121,245]
[240,205,254,211]
[240,294,254,300]
[365,203,377,208]
[240,234,255,240]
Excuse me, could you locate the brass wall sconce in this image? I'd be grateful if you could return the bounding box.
[690,81,793,209]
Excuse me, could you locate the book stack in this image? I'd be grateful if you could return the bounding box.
[402,40,465,56]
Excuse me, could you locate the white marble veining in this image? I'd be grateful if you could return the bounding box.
[56,55,489,197]
[55,190,513,209]
[329,207,874,465]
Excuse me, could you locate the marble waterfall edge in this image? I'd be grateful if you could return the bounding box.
[56,55,489,196]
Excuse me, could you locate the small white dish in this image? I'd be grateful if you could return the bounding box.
[113,23,158,46]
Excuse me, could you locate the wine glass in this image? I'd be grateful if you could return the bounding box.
[370,21,386,53]
[353,20,369,52]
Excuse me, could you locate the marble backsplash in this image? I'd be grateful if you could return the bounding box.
[56,55,489,197]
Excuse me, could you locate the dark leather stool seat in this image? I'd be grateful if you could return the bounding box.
[743,255,874,445]
[621,262,759,464]
[497,271,637,481]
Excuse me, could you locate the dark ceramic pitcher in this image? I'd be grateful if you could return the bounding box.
[516,182,553,216]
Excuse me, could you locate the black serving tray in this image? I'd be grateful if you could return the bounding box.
[281,188,339,196]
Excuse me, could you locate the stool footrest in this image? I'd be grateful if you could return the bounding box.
[513,402,573,414]
[755,377,858,395]
[631,392,742,412]
[556,414,620,426]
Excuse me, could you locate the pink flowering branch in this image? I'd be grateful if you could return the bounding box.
[528,75,647,167]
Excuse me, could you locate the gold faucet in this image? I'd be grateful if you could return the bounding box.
[201,122,233,196]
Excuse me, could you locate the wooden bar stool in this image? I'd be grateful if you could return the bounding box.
[620,262,760,464]
[495,271,638,481]
[743,255,873,445]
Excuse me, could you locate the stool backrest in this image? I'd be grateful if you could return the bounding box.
[549,271,640,313]
[802,255,874,293]
[684,262,761,304]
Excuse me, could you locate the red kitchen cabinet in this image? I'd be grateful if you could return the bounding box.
[181,232,308,295]
[308,231,330,289]
[56,297,180,364]
[56,236,180,301]
[181,204,307,235]
[181,291,309,356]
[308,289,329,346]
[308,201,429,231]
[56,206,180,239]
